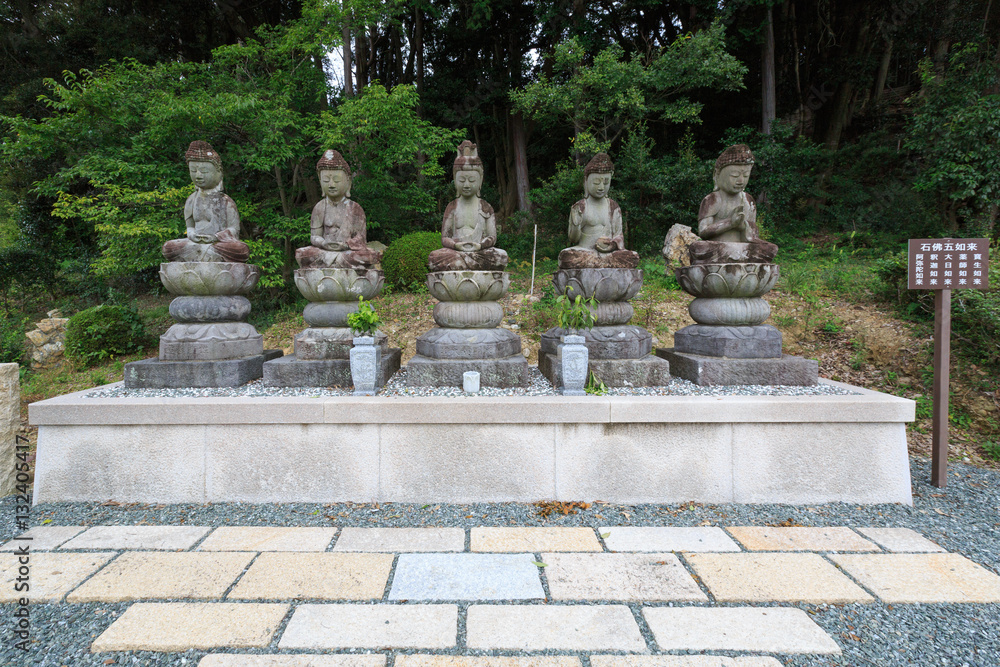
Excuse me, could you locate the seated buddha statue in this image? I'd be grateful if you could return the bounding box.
[295,150,381,270]
[427,141,509,272]
[557,152,640,269]
[162,141,250,263]
[689,144,778,266]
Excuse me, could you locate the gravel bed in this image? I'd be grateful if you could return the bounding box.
[2,457,996,666]
[86,366,857,398]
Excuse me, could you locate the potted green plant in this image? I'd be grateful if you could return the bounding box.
[554,294,597,396]
[346,296,382,395]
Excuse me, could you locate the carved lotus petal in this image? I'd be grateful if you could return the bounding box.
[160,262,260,296]
[295,268,384,302]
[553,268,643,302]
[676,263,779,298]
[427,271,508,302]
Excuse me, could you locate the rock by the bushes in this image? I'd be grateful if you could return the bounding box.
[25,309,69,371]
[662,223,701,269]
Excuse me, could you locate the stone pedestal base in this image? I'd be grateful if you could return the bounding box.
[159,322,264,361]
[656,348,818,386]
[405,354,528,388]
[673,324,782,359]
[124,350,283,388]
[294,327,389,360]
[540,353,670,388]
[540,325,652,360]
[263,349,401,388]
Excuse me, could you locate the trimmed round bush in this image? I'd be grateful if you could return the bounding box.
[382,231,441,289]
[65,305,148,367]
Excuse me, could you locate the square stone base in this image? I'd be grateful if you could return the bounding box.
[540,353,671,388]
[124,350,283,388]
[262,349,401,388]
[656,348,818,386]
[406,355,528,388]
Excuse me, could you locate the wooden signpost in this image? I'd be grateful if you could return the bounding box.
[907,238,990,487]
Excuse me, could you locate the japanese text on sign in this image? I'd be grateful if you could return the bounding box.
[908,238,990,290]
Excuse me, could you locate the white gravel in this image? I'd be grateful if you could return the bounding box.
[86,366,857,398]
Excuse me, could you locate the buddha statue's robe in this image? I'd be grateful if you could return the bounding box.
[558,197,639,269]
[428,198,508,271]
[295,197,381,269]
[689,191,777,265]
[162,185,249,263]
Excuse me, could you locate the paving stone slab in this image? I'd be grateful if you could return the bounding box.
[229,553,393,600]
[855,527,944,553]
[591,657,783,667]
[91,602,289,652]
[643,607,841,654]
[0,552,114,603]
[200,655,387,667]
[726,527,878,552]
[67,551,254,602]
[685,553,874,603]
[197,527,336,552]
[466,604,646,650]
[543,553,707,601]
[600,527,740,552]
[334,527,465,552]
[0,525,86,551]
[278,603,458,649]
[396,657,581,667]
[390,553,544,600]
[61,525,212,550]
[830,553,1000,603]
[471,527,601,552]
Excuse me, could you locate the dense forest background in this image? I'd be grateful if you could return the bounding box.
[0,0,998,321]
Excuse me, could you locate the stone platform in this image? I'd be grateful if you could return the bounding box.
[29,380,913,504]
[408,328,528,388]
[657,348,818,386]
[124,350,283,389]
[538,352,670,388]
[263,349,401,388]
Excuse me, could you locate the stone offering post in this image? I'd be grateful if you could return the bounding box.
[125,141,280,387]
[908,237,990,487]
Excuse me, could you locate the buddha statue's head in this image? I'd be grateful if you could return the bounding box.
[713,144,754,195]
[583,152,614,200]
[185,140,223,191]
[317,149,352,200]
[453,140,483,198]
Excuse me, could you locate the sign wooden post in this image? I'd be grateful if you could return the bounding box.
[908,238,989,488]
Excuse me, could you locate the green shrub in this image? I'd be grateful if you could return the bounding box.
[382,231,442,289]
[65,305,148,367]
[0,312,27,364]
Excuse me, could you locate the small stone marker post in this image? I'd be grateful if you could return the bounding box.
[0,363,19,496]
[908,238,990,487]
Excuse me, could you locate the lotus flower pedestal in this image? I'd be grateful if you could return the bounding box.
[539,268,670,388]
[263,268,401,389]
[656,263,818,386]
[124,262,281,388]
[407,271,528,388]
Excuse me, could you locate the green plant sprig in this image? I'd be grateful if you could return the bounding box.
[346,297,380,335]
[555,294,597,331]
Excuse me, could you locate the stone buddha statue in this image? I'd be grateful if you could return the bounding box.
[558,152,639,269]
[689,144,778,265]
[162,141,250,263]
[295,150,381,270]
[427,141,509,272]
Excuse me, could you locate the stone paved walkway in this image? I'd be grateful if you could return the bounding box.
[4,523,1000,664]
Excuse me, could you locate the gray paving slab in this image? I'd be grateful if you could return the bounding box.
[389,553,544,600]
